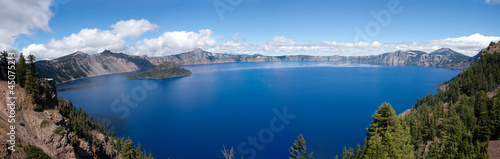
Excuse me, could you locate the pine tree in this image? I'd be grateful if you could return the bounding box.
[0,51,8,80]
[364,128,386,159]
[474,91,491,141]
[354,144,361,159]
[121,137,135,159]
[44,80,52,101]
[289,134,313,159]
[364,102,414,159]
[491,95,500,139]
[16,53,26,87]
[27,54,36,73]
[341,146,354,159]
[136,143,142,159]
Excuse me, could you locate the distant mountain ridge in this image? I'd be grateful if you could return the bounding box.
[36,50,154,83]
[36,47,477,84]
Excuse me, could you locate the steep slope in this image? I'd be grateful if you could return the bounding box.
[335,41,500,158]
[0,80,120,158]
[404,42,500,158]
[36,50,154,83]
[347,49,470,69]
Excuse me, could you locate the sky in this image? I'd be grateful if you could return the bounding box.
[1,0,500,60]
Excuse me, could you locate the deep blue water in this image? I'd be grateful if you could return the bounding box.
[56,61,460,159]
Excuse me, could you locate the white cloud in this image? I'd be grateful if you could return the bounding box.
[111,19,158,38]
[23,19,157,60]
[21,17,500,59]
[207,34,499,57]
[127,29,217,56]
[265,36,299,46]
[0,0,53,51]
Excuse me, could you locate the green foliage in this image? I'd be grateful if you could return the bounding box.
[40,120,50,128]
[363,102,414,159]
[402,50,500,158]
[289,134,313,159]
[58,98,153,158]
[33,104,43,112]
[121,137,135,159]
[23,144,51,159]
[53,126,64,135]
[0,51,8,80]
[70,137,79,148]
[19,122,25,126]
[125,62,191,79]
[16,53,26,87]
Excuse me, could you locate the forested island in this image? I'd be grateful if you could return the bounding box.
[124,62,192,79]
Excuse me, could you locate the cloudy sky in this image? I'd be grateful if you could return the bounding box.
[2,0,500,60]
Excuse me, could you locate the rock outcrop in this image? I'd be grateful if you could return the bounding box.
[36,50,154,84]
[0,80,120,158]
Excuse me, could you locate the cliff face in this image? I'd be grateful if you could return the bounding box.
[0,80,120,158]
[36,50,154,84]
[347,49,470,69]
[37,47,476,84]
[144,48,346,65]
[146,48,471,69]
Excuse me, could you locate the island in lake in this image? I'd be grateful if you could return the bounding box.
[124,62,192,79]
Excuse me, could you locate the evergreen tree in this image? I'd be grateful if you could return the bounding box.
[44,80,52,101]
[474,91,491,141]
[289,134,313,159]
[341,146,354,159]
[364,102,414,159]
[354,144,361,159]
[364,128,386,159]
[16,53,26,87]
[27,54,36,72]
[121,137,135,159]
[491,94,500,139]
[136,143,142,159]
[0,51,7,80]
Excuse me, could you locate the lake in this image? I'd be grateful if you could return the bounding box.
[56,61,461,159]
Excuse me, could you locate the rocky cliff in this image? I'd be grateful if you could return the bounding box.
[36,50,154,84]
[36,47,477,84]
[0,80,120,158]
[347,48,470,69]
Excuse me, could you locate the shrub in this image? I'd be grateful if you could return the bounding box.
[53,126,64,135]
[70,137,79,148]
[40,120,50,128]
[19,122,25,126]
[23,144,51,159]
[32,104,43,112]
